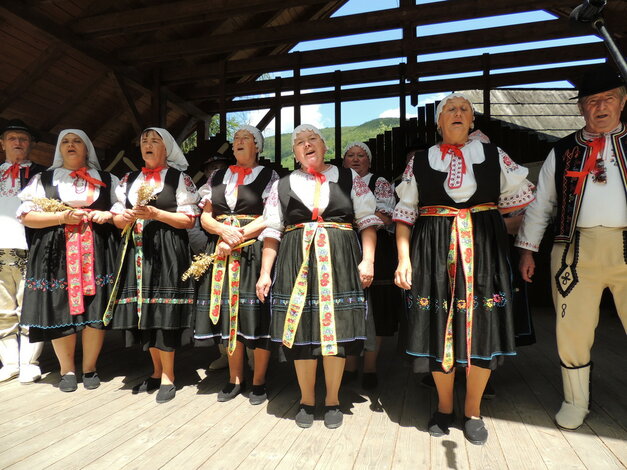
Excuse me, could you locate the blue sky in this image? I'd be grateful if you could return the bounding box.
[241,0,603,133]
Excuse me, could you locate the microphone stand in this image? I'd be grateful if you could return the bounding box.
[591,17,627,79]
[571,1,627,80]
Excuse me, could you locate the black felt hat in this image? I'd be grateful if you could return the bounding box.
[0,119,40,142]
[572,63,626,100]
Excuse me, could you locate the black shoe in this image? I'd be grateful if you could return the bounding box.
[463,416,488,445]
[132,377,161,394]
[323,406,343,429]
[217,382,244,402]
[295,404,315,428]
[428,411,455,437]
[342,370,358,385]
[482,380,496,400]
[58,373,78,392]
[362,372,378,390]
[249,384,267,405]
[82,371,100,390]
[156,384,176,404]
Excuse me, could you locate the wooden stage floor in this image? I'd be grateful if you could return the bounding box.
[0,307,625,470]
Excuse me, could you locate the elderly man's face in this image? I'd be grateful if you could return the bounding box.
[579,87,626,134]
[1,131,32,163]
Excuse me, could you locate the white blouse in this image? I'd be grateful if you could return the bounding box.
[261,165,382,241]
[17,168,120,217]
[198,165,279,211]
[362,173,395,217]
[1,161,34,249]
[393,139,535,225]
[110,168,200,216]
[516,125,627,251]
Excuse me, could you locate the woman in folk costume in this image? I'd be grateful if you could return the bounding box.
[342,141,401,390]
[256,124,381,429]
[18,129,119,392]
[394,93,535,445]
[108,127,199,404]
[194,125,279,405]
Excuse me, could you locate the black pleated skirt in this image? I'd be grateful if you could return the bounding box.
[108,220,194,350]
[194,230,271,350]
[20,223,119,341]
[405,210,516,372]
[370,228,402,336]
[270,226,367,360]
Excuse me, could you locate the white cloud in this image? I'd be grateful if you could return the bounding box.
[378,107,417,119]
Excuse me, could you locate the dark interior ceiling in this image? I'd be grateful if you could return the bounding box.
[0,0,625,166]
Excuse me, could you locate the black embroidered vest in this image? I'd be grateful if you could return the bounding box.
[210,166,273,217]
[278,167,354,225]
[412,143,501,208]
[552,125,627,244]
[125,168,180,212]
[41,169,112,211]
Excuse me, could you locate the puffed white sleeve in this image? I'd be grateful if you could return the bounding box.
[351,170,382,231]
[262,170,280,202]
[176,172,201,216]
[497,147,536,211]
[16,173,46,218]
[108,174,121,207]
[374,176,396,216]
[197,169,217,210]
[393,156,419,225]
[515,150,557,252]
[110,172,130,214]
[259,179,283,241]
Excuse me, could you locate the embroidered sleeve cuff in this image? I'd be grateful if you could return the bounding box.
[258,227,282,242]
[356,214,383,232]
[392,207,418,226]
[499,181,536,210]
[177,204,201,217]
[514,239,540,252]
[16,201,38,219]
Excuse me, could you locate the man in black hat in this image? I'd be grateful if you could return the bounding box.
[515,63,627,430]
[0,119,47,383]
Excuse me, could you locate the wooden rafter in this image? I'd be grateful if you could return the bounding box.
[119,0,578,63]
[162,17,589,85]
[218,64,595,112]
[72,0,333,37]
[39,73,108,132]
[0,42,64,113]
[0,2,211,123]
[111,72,144,134]
[185,43,606,101]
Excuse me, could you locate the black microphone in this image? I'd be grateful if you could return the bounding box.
[570,0,607,23]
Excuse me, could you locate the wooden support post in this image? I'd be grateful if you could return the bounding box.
[482,52,491,119]
[275,77,282,164]
[294,53,302,127]
[219,61,227,136]
[334,70,342,163]
[399,63,407,149]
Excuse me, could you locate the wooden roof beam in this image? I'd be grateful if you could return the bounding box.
[72,0,333,37]
[165,18,588,85]
[0,42,64,113]
[119,0,578,63]
[0,3,211,124]
[111,72,145,134]
[218,64,597,112]
[184,43,606,100]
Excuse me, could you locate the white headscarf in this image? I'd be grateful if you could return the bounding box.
[235,125,264,153]
[292,124,326,147]
[51,129,101,170]
[142,127,188,171]
[342,141,372,162]
[435,92,475,132]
